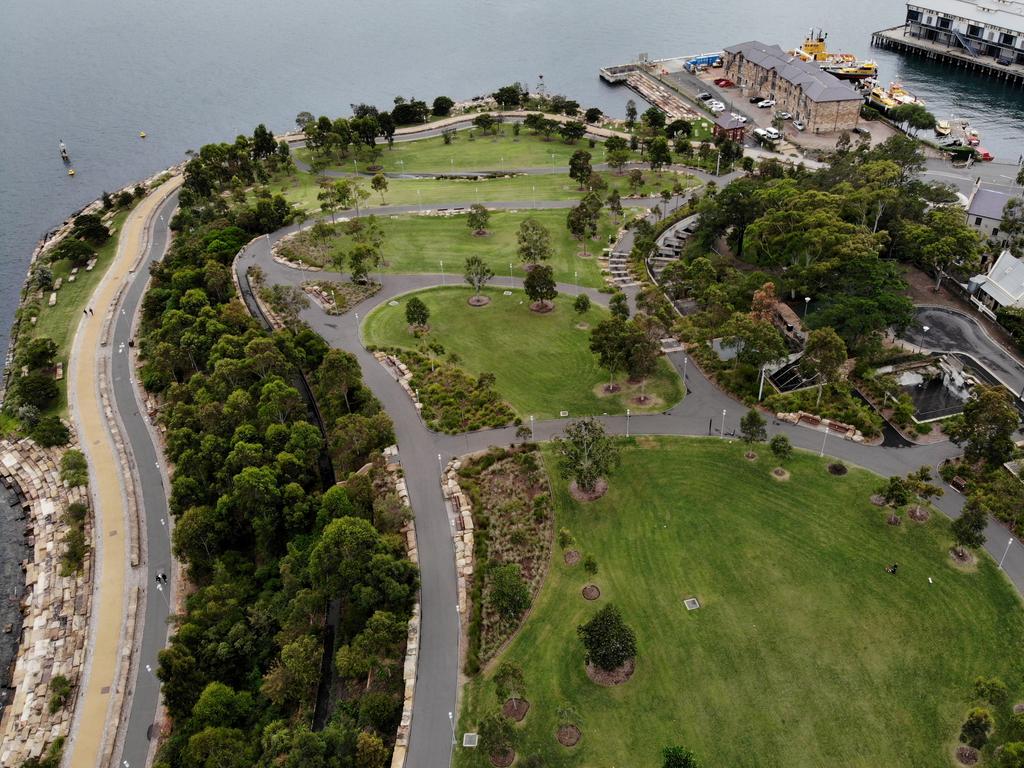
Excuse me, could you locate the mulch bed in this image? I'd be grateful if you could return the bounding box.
[569,478,608,502]
[828,463,848,476]
[955,745,979,765]
[586,658,635,686]
[745,451,758,461]
[887,513,902,526]
[602,383,621,394]
[557,724,581,747]
[502,698,530,722]
[950,547,976,567]
[468,295,492,306]
[564,549,581,566]
[582,584,601,600]
[530,301,554,313]
[490,749,515,768]
[575,322,590,330]
[908,505,930,522]
[870,494,887,507]
[771,467,790,481]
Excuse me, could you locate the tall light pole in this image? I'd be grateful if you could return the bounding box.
[720,409,727,439]
[803,296,811,319]
[509,263,514,288]
[532,185,536,209]
[819,425,829,457]
[416,188,422,213]
[530,415,535,440]
[626,408,631,437]
[448,712,456,746]
[437,453,443,475]
[920,325,930,354]
[1000,537,1015,569]
[574,271,578,294]
[682,354,688,383]
[757,365,767,401]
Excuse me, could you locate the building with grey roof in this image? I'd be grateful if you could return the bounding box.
[966,178,1012,250]
[970,249,1024,316]
[906,0,1024,64]
[722,41,864,133]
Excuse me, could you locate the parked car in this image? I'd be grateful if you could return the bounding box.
[749,95,763,103]
[775,111,792,120]
[696,92,712,101]
[709,101,726,113]
[793,119,806,131]
[852,126,870,136]
[713,78,735,87]
[998,56,1012,66]
[757,98,775,108]
[730,112,748,123]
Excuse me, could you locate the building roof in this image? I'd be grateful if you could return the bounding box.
[968,185,1013,220]
[714,114,747,131]
[723,41,863,103]
[977,250,1024,308]
[908,0,1024,34]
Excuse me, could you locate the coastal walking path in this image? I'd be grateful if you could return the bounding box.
[65,175,181,768]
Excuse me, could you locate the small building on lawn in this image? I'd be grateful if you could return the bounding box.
[966,178,1013,250]
[713,113,747,142]
[722,40,863,133]
[969,249,1024,317]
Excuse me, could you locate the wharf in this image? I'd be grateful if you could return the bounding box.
[871,25,1024,87]
[599,54,723,121]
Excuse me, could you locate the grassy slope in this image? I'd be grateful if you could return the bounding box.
[297,130,638,173]
[24,207,132,415]
[334,209,620,289]
[362,287,682,419]
[271,168,693,216]
[457,437,1024,768]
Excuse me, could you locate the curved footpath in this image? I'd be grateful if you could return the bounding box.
[65,175,180,768]
[230,193,1024,768]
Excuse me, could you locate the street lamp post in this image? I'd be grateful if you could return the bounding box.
[437,453,443,474]
[1000,537,1015,569]
[448,712,456,746]
[574,271,578,294]
[920,325,930,354]
[509,263,514,288]
[803,296,811,319]
[417,188,422,213]
[683,355,688,382]
[819,425,829,457]
[720,409,727,439]
[530,415,535,440]
[757,365,767,401]
[440,259,445,285]
[532,185,536,209]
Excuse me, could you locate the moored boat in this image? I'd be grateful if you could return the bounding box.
[865,81,926,112]
[789,29,878,82]
[934,120,951,137]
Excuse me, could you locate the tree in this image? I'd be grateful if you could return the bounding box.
[609,292,629,320]
[900,205,981,289]
[721,313,787,371]
[607,189,624,219]
[348,243,379,284]
[467,203,490,235]
[607,147,631,175]
[625,100,638,128]
[585,107,603,123]
[769,434,792,463]
[628,168,645,193]
[648,137,672,171]
[252,123,276,159]
[492,83,526,108]
[947,385,1019,466]
[356,731,389,768]
[523,264,557,308]
[740,409,767,444]
[463,255,494,297]
[516,218,552,265]
[574,294,591,314]
[295,110,314,131]
[1003,196,1024,257]
[577,603,637,671]
[879,476,911,507]
[569,150,593,190]
[556,417,619,493]
[317,178,354,224]
[473,113,496,134]
[799,327,847,407]
[489,563,529,620]
[49,237,96,267]
[951,500,987,559]
[567,202,598,256]
[432,96,454,117]
[960,707,993,748]
[663,746,701,768]
[494,662,526,707]
[1001,743,1024,768]
[559,121,586,144]
[590,318,630,389]
[14,371,58,408]
[405,296,429,328]
[19,337,58,370]
[478,713,515,758]
[70,213,110,244]
[32,416,70,447]
[370,173,388,203]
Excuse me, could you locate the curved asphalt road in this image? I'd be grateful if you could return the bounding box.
[113,190,179,768]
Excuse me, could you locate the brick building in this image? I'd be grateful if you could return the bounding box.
[722,41,864,133]
[712,113,747,141]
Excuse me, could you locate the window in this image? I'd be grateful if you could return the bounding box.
[1000,33,1015,46]
[925,15,933,24]
[975,216,983,225]
[939,17,951,29]
[993,228,1000,237]
[968,24,983,37]
[907,9,921,20]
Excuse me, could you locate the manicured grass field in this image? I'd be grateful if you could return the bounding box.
[362,287,683,419]
[297,129,638,173]
[268,168,695,216]
[323,209,620,289]
[24,207,132,416]
[456,437,1024,768]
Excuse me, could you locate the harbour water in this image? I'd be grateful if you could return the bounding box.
[1,0,1022,690]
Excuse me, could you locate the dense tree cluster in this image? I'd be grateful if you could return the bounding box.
[141,143,414,768]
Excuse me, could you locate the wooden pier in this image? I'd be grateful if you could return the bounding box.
[871,25,1024,87]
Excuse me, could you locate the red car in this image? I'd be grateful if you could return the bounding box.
[713,78,735,88]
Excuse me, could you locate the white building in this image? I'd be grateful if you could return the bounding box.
[906,0,1024,64]
[970,249,1024,316]
[965,178,1012,251]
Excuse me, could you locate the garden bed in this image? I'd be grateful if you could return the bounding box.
[303,279,380,315]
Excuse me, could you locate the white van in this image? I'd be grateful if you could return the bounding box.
[763,127,782,141]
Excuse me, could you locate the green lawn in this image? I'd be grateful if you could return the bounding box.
[270,168,694,216]
[457,437,1024,768]
[24,207,132,416]
[362,287,683,419]
[319,209,621,289]
[297,129,639,174]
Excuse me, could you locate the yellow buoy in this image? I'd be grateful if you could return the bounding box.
[139,131,146,138]
[67,169,76,176]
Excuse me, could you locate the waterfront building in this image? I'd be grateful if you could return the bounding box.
[970,249,1024,316]
[905,0,1024,65]
[722,42,863,134]
[966,178,1013,251]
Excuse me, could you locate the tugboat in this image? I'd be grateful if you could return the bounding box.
[58,139,69,162]
[790,30,878,82]
[865,81,926,111]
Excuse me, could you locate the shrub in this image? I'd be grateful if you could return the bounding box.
[769,434,792,463]
[663,745,701,768]
[577,603,637,671]
[488,563,530,620]
[960,707,993,748]
[32,416,70,447]
[583,555,598,575]
[48,674,72,714]
[558,528,575,548]
[574,294,591,314]
[60,526,88,576]
[358,691,401,734]
[60,450,89,486]
[974,676,1008,704]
